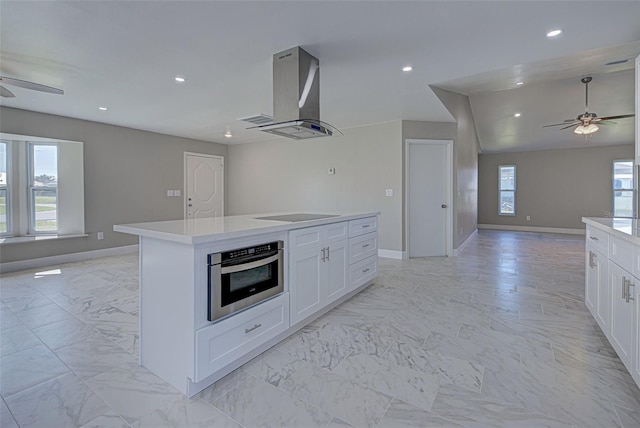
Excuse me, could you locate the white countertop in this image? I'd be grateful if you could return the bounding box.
[114,212,380,245]
[582,217,640,245]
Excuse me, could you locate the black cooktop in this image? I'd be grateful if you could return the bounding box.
[254,213,340,222]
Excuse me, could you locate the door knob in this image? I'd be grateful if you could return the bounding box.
[441,204,447,208]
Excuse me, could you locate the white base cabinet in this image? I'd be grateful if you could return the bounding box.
[583,221,640,390]
[289,217,378,326]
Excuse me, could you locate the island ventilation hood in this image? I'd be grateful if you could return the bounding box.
[246,46,340,140]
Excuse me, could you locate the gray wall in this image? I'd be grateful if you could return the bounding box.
[0,107,227,263]
[430,87,480,248]
[478,144,635,229]
[227,122,404,252]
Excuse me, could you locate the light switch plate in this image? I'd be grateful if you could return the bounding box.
[385,189,393,197]
[174,190,181,197]
[167,190,174,197]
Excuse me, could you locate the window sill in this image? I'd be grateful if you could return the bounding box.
[0,234,89,245]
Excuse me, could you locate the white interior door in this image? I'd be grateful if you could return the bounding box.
[185,153,224,219]
[407,140,451,257]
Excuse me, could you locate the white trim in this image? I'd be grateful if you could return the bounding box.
[0,244,139,273]
[378,249,407,259]
[478,224,585,235]
[0,234,89,245]
[405,139,454,257]
[452,228,477,256]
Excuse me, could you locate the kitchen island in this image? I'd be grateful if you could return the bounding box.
[114,212,380,396]
[582,217,640,389]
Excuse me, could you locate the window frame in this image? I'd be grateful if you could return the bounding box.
[0,140,10,237]
[612,159,634,219]
[28,142,58,235]
[498,164,516,216]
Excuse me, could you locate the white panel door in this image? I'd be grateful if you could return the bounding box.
[185,153,223,219]
[290,245,324,325]
[408,142,448,257]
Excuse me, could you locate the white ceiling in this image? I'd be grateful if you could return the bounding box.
[1,1,639,151]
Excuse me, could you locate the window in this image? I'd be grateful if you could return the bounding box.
[613,160,634,218]
[499,165,516,216]
[0,141,9,236]
[0,133,84,240]
[29,143,58,233]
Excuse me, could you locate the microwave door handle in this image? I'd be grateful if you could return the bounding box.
[221,254,280,274]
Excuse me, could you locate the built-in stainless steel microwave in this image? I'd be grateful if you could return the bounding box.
[207,241,284,322]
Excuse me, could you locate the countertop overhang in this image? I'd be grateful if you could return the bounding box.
[582,217,640,245]
[114,212,380,245]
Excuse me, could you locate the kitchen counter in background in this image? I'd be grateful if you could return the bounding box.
[582,217,640,245]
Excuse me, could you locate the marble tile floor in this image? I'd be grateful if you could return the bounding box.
[1,230,640,427]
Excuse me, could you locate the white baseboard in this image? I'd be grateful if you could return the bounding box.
[0,245,139,273]
[378,249,407,259]
[478,224,585,235]
[452,229,477,256]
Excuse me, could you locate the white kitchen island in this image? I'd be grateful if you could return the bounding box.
[582,217,640,389]
[114,212,380,397]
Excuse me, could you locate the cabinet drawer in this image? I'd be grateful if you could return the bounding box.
[348,232,378,265]
[610,235,634,273]
[349,217,378,238]
[586,226,609,256]
[349,255,378,290]
[195,294,289,382]
[289,222,347,249]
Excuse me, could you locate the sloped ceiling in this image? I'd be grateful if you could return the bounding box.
[0,1,639,151]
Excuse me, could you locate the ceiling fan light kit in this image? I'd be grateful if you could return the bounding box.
[574,123,599,135]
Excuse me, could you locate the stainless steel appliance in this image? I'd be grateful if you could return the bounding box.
[207,241,284,322]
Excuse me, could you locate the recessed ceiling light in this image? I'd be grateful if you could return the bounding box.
[514,113,521,117]
[402,66,413,72]
[175,76,185,83]
[98,107,107,111]
[224,130,232,138]
[546,29,562,38]
[516,81,524,86]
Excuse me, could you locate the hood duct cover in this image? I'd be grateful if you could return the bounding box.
[252,46,339,140]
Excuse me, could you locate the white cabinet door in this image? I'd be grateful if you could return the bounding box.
[585,247,597,316]
[326,240,348,304]
[635,54,639,165]
[632,275,640,387]
[290,246,325,325]
[609,261,635,369]
[594,250,610,335]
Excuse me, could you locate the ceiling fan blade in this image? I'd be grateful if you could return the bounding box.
[0,86,15,98]
[560,123,579,130]
[564,119,577,122]
[597,114,634,121]
[597,120,617,125]
[543,121,579,128]
[0,76,63,95]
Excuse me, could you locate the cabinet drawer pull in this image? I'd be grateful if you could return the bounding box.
[622,277,628,300]
[362,268,370,273]
[362,243,370,248]
[590,236,599,241]
[362,224,370,228]
[245,323,262,334]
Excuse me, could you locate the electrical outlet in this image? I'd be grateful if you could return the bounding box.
[526,215,531,221]
[97,232,104,240]
[328,168,336,175]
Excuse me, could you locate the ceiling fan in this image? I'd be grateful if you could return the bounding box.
[543,76,634,135]
[0,76,64,98]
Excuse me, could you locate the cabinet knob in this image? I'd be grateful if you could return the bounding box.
[441,204,447,208]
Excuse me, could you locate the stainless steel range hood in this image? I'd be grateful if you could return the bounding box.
[251,46,339,140]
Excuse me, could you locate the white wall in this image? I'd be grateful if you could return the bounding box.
[227,122,404,252]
